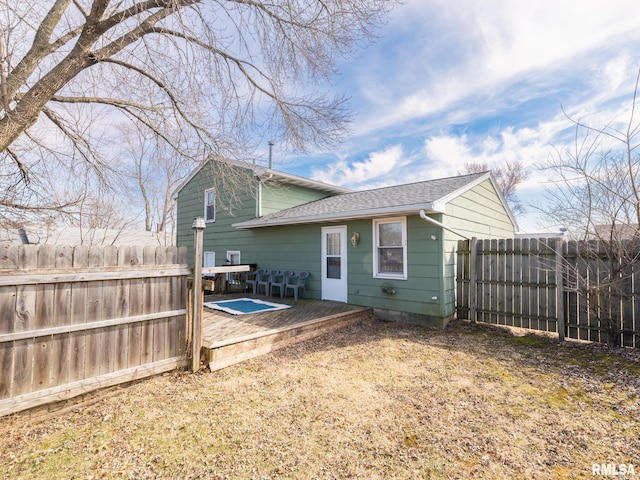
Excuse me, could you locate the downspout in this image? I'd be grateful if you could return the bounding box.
[418,210,470,322]
[419,209,471,240]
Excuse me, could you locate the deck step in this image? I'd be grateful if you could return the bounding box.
[205,307,372,371]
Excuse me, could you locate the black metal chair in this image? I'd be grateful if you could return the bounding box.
[285,271,309,301]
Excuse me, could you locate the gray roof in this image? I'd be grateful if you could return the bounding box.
[233,171,493,229]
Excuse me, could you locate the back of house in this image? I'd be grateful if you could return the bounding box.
[175,158,516,327]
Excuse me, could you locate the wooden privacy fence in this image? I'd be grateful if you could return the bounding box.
[457,238,640,349]
[0,243,190,416]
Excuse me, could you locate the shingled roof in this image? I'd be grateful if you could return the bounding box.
[233,171,493,229]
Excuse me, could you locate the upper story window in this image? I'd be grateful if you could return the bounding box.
[204,188,216,222]
[373,217,407,280]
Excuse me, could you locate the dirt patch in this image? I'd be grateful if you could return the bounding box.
[1,319,639,479]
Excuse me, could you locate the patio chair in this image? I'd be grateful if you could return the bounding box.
[257,269,279,296]
[246,269,267,295]
[271,270,294,298]
[285,271,309,301]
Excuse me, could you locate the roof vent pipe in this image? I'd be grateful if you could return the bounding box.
[268,140,274,169]
[18,227,30,244]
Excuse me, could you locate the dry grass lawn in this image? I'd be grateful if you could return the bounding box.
[1,318,639,479]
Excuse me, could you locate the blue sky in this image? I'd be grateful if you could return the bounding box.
[269,0,640,232]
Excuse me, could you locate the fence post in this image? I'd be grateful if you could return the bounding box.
[191,217,206,372]
[469,237,478,323]
[555,238,565,342]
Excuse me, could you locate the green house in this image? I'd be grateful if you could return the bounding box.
[175,159,517,327]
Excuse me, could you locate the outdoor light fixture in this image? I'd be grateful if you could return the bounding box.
[351,232,360,247]
[430,234,437,241]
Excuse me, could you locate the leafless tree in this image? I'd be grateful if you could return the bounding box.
[540,71,640,347]
[462,160,530,216]
[121,122,195,233]
[0,1,397,227]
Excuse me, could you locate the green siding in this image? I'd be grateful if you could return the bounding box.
[444,179,515,238]
[176,161,258,264]
[343,216,444,317]
[439,178,517,316]
[177,161,335,271]
[177,168,516,322]
[261,181,330,215]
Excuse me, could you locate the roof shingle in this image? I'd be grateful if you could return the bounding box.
[234,171,490,228]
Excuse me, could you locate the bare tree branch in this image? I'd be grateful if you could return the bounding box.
[0,0,398,230]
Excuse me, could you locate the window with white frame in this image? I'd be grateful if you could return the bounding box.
[226,251,241,265]
[204,188,216,222]
[373,217,407,279]
[203,251,215,268]
[226,251,241,283]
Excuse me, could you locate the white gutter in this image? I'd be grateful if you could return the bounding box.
[419,209,471,240]
[234,203,444,229]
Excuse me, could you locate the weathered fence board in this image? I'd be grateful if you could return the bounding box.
[0,243,189,417]
[457,238,640,348]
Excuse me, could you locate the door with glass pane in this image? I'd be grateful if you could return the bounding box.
[321,226,348,302]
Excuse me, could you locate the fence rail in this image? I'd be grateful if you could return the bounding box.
[457,238,640,348]
[0,243,189,416]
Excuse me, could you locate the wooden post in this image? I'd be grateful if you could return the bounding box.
[191,217,206,372]
[469,237,478,323]
[555,238,565,342]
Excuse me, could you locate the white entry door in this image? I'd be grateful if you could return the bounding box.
[321,226,348,302]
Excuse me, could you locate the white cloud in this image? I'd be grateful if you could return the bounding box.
[417,124,554,180]
[349,0,640,136]
[293,0,640,233]
[310,144,406,188]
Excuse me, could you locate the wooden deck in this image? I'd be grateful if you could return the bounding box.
[202,293,372,371]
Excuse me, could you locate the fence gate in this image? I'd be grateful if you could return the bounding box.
[457,238,639,348]
[456,237,563,335]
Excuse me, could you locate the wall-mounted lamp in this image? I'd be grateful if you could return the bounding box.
[430,234,437,241]
[351,232,360,247]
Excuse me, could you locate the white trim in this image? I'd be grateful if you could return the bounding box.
[419,210,471,240]
[204,187,216,223]
[321,225,348,302]
[173,157,349,199]
[226,250,241,264]
[225,250,241,283]
[204,251,215,268]
[233,204,440,229]
[433,172,518,231]
[232,171,519,231]
[373,216,408,280]
[258,168,351,194]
